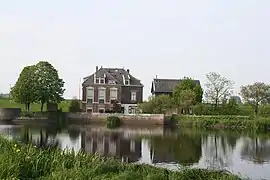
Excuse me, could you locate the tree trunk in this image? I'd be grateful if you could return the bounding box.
[255,103,259,117]
[41,102,44,112]
[27,103,30,112]
[25,104,28,111]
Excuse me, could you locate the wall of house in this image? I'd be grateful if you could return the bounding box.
[68,113,164,125]
[121,86,143,104]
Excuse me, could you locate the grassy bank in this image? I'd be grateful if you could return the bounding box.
[172,115,270,131]
[0,137,239,180]
[0,97,71,112]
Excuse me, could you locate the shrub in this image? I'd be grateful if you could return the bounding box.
[68,99,81,112]
[107,116,122,128]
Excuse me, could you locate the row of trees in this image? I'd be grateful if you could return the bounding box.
[11,61,65,112]
[140,72,270,116]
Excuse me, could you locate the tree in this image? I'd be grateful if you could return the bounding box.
[139,95,173,114]
[205,72,234,109]
[173,77,203,103]
[173,89,196,114]
[69,98,81,112]
[11,65,37,111]
[240,82,270,116]
[34,61,65,111]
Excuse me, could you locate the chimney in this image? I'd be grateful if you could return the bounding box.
[96,66,98,72]
[127,69,130,73]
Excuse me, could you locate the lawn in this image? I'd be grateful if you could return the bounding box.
[0,97,71,112]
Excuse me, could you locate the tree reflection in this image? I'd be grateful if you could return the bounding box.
[149,133,201,166]
[68,127,81,143]
[202,133,237,169]
[241,137,270,164]
[18,126,60,149]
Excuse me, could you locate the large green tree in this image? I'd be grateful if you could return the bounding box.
[139,95,173,114]
[240,82,270,116]
[205,72,234,109]
[11,65,37,111]
[173,77,203,104]
[34,61,65,111]
[172,89,196,114]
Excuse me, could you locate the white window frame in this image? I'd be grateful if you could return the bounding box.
[95,78,100,84]
[131,91,136,101]
[86,87,94,104]
[110,88,118,101]
[100,78,105,84]
[98,87,106,104]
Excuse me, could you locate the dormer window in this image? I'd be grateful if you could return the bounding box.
[125,80,130,85]
[122,74,130,85]
[100,78,105,84]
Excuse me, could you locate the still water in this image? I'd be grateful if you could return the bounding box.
[1,124,270,180]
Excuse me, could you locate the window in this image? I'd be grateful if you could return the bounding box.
[98,88,106,104]
[125,80,130,85]
[99,108,105,113]
[110,88,117,100]
[131,91,136,101]
[87,108,93,113]
[95,78,99,84]
[87,87,94,104]
[100,78,105,84]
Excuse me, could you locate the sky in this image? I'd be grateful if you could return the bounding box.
[1,0,270,100]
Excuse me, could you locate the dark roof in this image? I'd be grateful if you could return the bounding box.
[151,78,200,93]
[82,67,143,86]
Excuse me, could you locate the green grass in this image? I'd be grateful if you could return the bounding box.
[173,114,270,131]
[0,137,240,180]
[0,98,71,112]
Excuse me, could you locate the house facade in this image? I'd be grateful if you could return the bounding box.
[151,78,201,96]
[82,66,143,114]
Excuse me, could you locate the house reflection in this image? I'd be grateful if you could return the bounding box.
[81,130,141,163]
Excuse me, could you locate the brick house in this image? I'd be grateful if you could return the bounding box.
[151,78,201,96]
[82,66,143,114]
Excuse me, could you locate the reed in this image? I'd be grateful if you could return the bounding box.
[0,137,240,180]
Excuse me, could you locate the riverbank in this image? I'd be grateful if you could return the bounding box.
[172,114,270,131]
[0,137,239,180]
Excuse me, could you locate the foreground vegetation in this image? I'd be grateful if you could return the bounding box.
[0,137,240,180]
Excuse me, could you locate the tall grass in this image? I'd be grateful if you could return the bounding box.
[0,137,240,180]
[174,115,270,131]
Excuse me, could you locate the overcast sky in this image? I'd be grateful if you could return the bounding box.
[1,0,269,100]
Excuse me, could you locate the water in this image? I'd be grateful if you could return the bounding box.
[1,124,270,179]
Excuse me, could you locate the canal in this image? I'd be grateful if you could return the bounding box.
[1,123,270,179]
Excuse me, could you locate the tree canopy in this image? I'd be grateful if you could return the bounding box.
[34,61,65,111]
[172,77,203,104]
[11,61,65,112]
[11,65,37,111]
[205,72,234,109]
[240,82,270,116]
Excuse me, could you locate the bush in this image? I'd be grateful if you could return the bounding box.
[107,116,122,128]
[68,99,81,112]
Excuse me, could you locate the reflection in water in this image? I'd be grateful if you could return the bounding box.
[2,125,270,179]
[202,134,237,169]
[150,133,201,166]
[81,130,141,163]
[241,137,270,164]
